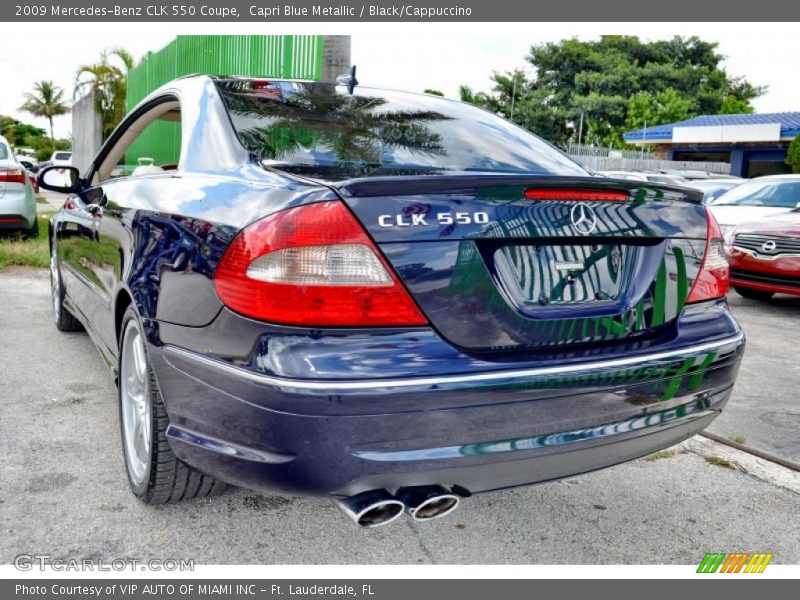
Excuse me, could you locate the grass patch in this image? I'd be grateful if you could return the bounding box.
[705,456,733,468]
[643,449,681,461]
[0,214,51,270]
[728,434,746,445]
[36,196,48,204]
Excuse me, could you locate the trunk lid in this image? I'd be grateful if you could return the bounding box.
[334,175,708,352]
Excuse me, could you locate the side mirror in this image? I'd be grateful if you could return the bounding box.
[38,165,81,193]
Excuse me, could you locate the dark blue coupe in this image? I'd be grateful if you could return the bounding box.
[39,75,744,527]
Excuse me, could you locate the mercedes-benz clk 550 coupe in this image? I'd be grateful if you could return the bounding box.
[39,76,745,527]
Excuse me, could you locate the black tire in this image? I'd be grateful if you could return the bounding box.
[118,305,228,504]
[24,216,39,239]
[50,244,84,332]
[734,286,774,301]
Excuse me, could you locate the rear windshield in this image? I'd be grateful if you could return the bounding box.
[54,152,71,160]
[714,179,800,208]
[0,144,8,160]
[216,80,588,179]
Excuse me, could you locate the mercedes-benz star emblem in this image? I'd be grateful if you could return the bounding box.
[761,240,777,253]
[570,203,597,235]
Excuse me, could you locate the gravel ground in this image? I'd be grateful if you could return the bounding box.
[0,269,798,565]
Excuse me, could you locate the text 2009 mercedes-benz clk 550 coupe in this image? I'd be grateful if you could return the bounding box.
[39,75,744,527]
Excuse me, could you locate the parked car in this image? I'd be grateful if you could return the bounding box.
[683,179,744,205]
[39,150,73,174]
[727,210,800,299]
[708,175,800,242]
[39,76,744,527]
[643,174,687,185]
[50,150,72,166]
[0,135,38,236]
[27,170,40,194]
[18,156,39,173]
[598,170,648,182]
[663,169,740,181]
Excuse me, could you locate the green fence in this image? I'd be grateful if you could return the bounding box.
[125,35,324,165]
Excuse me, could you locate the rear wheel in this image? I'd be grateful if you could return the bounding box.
[24,217,39,238]
[50,245,83,332]
[734,286,774,301]
[118,306,227,504]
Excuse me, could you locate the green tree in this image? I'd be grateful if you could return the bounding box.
[18,81,70,143]
[424,89,444,96]
[74,48,136,140]
[458,85,490,106]
[624,88,694,145]
[719,95,754,114]
[786,136,800,174]
[465,36,765,147]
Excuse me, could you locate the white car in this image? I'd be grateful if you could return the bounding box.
[708,175,800,242]
[598,170,648,182]
[49,150,72,166]
[0,135,38,236]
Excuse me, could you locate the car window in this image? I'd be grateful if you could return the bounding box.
[91,97,182,185]
[714,180,800,208]
[0,144,8,160]
[54,152,72,161]
[216,80,588,180]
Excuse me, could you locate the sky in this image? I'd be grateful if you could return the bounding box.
[0,22,797,140]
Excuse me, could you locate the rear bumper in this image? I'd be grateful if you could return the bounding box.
[148,328,744,497]
[0,186,36,230]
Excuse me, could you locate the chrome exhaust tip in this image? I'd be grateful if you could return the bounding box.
[334,489,405,528]
[395,485,460,521]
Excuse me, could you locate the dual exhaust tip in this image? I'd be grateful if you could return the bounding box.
[335,485,460,528]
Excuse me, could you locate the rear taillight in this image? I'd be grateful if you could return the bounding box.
[0,168,27,184]
[524,188,629,202]
[214,201,428,327]
[686,209,730,304]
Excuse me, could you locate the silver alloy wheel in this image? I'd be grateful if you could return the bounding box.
[120,321,152,487]
[50,248,60,323]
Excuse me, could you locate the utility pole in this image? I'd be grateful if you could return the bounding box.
[510,72,518,121]
[640,121,647,159]
[578,111,584,146]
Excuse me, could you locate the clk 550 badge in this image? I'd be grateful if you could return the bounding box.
[378,211,490,228]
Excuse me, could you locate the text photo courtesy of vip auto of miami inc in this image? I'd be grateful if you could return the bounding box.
[0,4,798,589]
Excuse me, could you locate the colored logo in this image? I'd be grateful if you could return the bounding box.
[697,552,773,573]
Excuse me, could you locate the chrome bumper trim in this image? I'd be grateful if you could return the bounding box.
[162,331,744,392]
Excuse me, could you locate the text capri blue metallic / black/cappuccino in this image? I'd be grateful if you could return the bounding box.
[41,74,744,527]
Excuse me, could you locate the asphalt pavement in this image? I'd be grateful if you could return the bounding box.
[0,268,798,565]
[709,293,800,463]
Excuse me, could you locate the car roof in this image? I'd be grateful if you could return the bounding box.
[752,174,800,181]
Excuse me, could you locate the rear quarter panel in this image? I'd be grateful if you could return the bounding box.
[65,167,336,357]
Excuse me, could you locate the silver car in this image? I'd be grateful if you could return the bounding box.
[0,135,37,236]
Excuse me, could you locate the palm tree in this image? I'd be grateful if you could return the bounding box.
[458,85,489,106]
[19,81,70,143]
[74,48,136,139]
